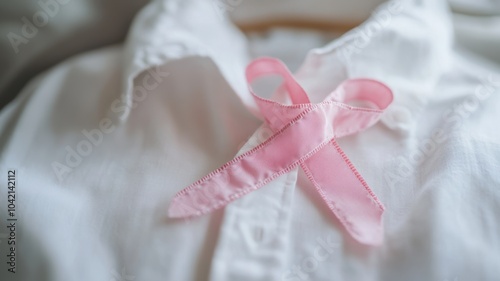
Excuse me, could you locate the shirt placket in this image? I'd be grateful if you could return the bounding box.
[208,125,299,281]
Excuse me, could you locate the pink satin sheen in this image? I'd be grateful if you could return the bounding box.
[168,57,393,245]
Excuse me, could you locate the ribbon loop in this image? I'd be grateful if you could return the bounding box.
[168,57,393,245]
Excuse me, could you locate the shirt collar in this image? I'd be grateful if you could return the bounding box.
[121,0,453,131]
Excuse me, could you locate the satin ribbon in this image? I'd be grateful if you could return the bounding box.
[168,57,393,245]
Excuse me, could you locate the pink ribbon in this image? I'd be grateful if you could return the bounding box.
[168,57,393,245]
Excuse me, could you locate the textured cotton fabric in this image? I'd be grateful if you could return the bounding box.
[1,0,500,281]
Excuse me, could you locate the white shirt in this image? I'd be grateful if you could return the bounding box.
[1,0,500,280]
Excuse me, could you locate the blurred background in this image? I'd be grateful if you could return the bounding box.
[1,0,499,110]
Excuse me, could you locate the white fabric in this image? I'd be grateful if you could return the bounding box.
[1,0,500,280]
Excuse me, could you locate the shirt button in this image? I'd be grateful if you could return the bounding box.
[253,227,264,243]
[382,105,412,130]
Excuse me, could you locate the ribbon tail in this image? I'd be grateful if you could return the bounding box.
[300,138,385,245]
[168,105,337,218]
